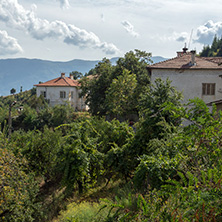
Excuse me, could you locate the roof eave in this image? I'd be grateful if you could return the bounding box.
[147,67,222,70]
[35,85,79,87]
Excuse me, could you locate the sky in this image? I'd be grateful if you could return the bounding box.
[1,0,222,61]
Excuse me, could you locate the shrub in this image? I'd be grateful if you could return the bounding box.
[0,147,40,221]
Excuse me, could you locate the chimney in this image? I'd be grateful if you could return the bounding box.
[69,73,74,80]
[177,51,183,57]
[190,50,196,65]
[61,73,65,78]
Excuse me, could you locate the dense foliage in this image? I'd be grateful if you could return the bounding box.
[80,50,152,119]
[1,50,222,221]
[57,97,222,221]
[199,35,222,57]
[0,134,39,221]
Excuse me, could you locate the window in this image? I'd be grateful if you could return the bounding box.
[202,83,215,95]
[40,91,46,98]
[60,91,66,98]
[71,91,74,99]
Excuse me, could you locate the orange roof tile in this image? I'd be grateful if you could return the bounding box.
[148,53,222,70]
[34,75,80,87]
[202,57,222,64]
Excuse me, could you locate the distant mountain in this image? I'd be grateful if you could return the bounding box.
[0,56,167,96]
[151,56,167,64]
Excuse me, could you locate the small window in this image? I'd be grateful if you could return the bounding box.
[71,91,74,99]
[60,91,66,98]
[40,91,46,98]
[202,83,215,95]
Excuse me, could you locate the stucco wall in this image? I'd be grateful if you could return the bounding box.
[36,86,87,110]
[151,69,222,104]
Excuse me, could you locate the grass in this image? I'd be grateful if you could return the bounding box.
[57,201,110,222]
[53,180,128,222]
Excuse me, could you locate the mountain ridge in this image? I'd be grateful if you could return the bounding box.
[0,56,167,96]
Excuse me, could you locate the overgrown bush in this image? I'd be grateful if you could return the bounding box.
[11,126,62,182]
[0,146,40,221]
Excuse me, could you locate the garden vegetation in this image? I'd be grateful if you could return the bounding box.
[1,50,222,221]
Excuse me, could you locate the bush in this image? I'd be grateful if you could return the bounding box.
[11,127,62,181]
[0,147,40,221]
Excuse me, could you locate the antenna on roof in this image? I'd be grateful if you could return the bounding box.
[183,43,188,53]
[188,29,193,50]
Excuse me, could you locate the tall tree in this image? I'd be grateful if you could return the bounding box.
[199,45,210,57]
[80,50,152,117]
[199,35,222,57]
[135,78,183,150]
[106,69,137,118]
[80,58,114,116]
[211,35,218,53]
[115,49,152,87]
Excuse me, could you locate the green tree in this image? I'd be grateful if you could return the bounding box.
[112,50,152,117]
[81,50,152,117]
[106,69,137,118]
[138,78,182,136]
[211,35,218,53]
[13,105,38,131]
[10,88,16,95]
[115,49,152,87]
[97,119,135,182]
[131,78,183,158]
[57,119,104,193]
[56,117,134,192]
[80,58,114,116]
[199,45,211,57]
[105,99,222,221]
[70,71,83,80]
[199,35,222,57]
[51,104,75,127]
[11,127,62,182]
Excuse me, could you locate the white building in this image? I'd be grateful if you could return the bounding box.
[34,73,87,110]
[148,49,222,105]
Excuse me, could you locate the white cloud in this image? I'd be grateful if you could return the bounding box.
[64,24,119,54]
[0,0,119,55]
[121,20,139,38]
[0,30,23,55]
[57,0,70,9]
[175,32,190,43]
[156,31,189,43]
[195,20,222,45]
[158,20,222,48]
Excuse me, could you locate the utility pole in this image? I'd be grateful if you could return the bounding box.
[8,101,16,140]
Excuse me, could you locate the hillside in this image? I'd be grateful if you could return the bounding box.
[0,56,167,96]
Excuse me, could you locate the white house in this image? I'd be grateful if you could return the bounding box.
[34,73,87,110]
[147,49,222,105]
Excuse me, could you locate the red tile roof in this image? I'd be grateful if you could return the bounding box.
[34,74,80,87]
[202,57,222,64]
[148,53,222,70]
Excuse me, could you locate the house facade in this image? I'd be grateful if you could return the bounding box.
[147,50,222,104]
[34,73,87,110]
